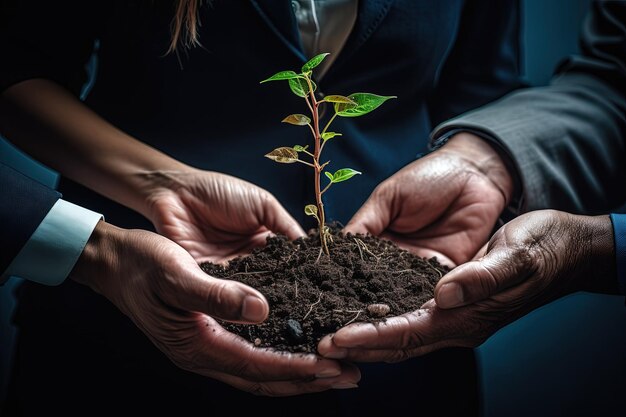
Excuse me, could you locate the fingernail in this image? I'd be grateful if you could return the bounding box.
[241,296,267,322]
[323,348,347,359]
[437,283,463,308]
[316,368,341,378]
[332,382,358,390]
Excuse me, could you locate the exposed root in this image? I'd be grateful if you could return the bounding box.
[333,308,365,326]
[302,292,323,321]
[344,310,363,326]
[315,247,324,264]
[225,270,270,278]
[353,238,380,261]
[425,260,443,278]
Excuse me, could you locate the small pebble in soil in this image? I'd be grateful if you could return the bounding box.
[286,319,304,342]
[367,303,391,318]
[254,338,262,347]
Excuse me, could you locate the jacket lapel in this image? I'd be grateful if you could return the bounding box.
[249,0,306,62]
[248,0,396,72]
[330,0,396,71]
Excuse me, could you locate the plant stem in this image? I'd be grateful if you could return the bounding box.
[305,75,329,255]
[295,159,316,168]
[320,182,332,195]
[319,113,338,155]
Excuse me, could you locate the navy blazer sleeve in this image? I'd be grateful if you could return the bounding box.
[0,162,60,272]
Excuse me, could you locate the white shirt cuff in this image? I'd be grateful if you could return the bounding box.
[1,199,103,286]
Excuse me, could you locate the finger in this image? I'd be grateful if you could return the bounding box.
[190,317,359,383]
[318,310,437,353]
[211,361,361,396]
[471,242,489,261]
[260,194,306,240]
[434,246,531,309]
[420,298,436,309]
[319,339,461,363]
[318,308,485,361]
[343,191,391,236]
[163,262,270,323]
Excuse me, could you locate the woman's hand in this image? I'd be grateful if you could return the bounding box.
[1,79,304,264]
[145,169,305,263]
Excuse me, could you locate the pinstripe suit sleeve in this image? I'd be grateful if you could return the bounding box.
[432,0,626,215]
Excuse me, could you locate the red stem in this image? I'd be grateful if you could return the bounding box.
[305,76,328,255]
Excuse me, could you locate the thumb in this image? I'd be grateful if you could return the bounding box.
[434,246,531,309]
[343,192,391,236]
[261,194,306,240]
[471,242,489,261]
[166,262,270,324]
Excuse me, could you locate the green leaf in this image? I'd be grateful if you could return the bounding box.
[260,70,301,83]
[325,171,334,181]
[322,95,356,105]
[293,145,309,152]
[301,53,330,73]
[264,147,299,163]
[331,168,362,183]
[304,204,318,217]
[282,114,311,126]
[288,77,316,98]
[335,93,396,117]
[321,132,342,141]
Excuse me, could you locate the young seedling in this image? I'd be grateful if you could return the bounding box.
[261,53,395,255]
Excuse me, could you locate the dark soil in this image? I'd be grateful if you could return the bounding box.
[200,227,448,353]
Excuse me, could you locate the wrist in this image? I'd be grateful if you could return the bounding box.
[442,132,515,206]
[132,163,200,221]
[583,214,618,293]
[68,220,122,295]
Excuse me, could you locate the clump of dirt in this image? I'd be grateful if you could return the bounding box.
[200,228,448,353]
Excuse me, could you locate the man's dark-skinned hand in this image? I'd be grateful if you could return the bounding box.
[71,221,360,395]
[344,132,514,267]
[319,210,616,362]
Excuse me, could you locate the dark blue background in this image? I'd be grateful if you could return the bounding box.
[2,0,624,415]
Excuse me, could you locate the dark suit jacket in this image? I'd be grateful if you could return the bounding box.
[435,0,626,215]
[0,0,523,228]
[0,1,522,415]
[0,162,60,275]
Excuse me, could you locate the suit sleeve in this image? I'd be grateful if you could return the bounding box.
[610,214,626,295]
[0,162,60,272]
[432,0,626,214]
[426,0,525,126]
[1,162,103,285]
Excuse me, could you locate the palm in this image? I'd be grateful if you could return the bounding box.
[148,172,303,263]
[346,153,506,266]
[383,171,504,266]
[83,227,359,395]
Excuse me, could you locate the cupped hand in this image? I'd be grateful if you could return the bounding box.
[71,221,360,395]
[319,210,615,362]
[145,168,305,263]
[344,133,514,267]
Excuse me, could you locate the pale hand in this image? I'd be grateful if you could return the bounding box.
[71,221,360,395]
[344,133,514,267]
[145,169,305,263]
